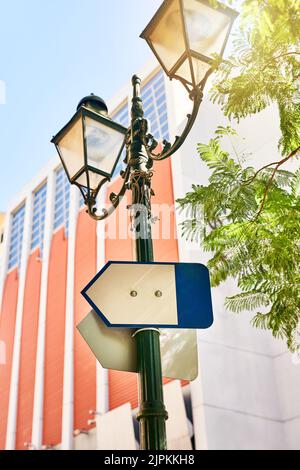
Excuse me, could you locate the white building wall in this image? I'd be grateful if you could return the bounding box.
[166,76,300,450]
[31,161,57,449]
[61,185,78,450]
[96,190,109,431]
[273,346,300,450]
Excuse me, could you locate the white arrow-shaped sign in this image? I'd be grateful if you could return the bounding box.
[81,261,213,329]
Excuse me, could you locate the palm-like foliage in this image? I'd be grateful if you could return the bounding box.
[178,130,300,350]
[211,1,300,156]
[178,0,300,350]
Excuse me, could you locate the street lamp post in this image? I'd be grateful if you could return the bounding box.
[130,75,168,450]
[52,0,238,451]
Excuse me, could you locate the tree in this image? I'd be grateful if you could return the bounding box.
[178,0,300,351]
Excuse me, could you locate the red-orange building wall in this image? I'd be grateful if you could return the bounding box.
[43,229,68,446]
[104,181,133,263]
[74,210,97,431]
[109,370,139,411]
[0,152,181,445]
[0,269,19,449]
[105,181,137,411]
[16,250,42,449]
[152,159,179,263]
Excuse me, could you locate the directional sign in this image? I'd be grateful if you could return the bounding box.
[77,310,198,381]
[81,261,213,329]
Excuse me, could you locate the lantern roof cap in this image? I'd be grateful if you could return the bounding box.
[77,94,108,114]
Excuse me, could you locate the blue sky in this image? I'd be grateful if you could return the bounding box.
[0,0,161,210]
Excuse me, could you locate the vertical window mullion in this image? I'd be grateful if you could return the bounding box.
[110,101,129,181]
[54,167,70,234]
[30,183,47,253]
[8,204,26,270]
[141,70,169,143]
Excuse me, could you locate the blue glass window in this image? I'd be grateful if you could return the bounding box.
[8,204,25,270]
[141,70,169,142]
[54,167,70,235]
[79,195,85,208]
[159,112,168,126]
[111,102,129,179]
[31,183,47,253]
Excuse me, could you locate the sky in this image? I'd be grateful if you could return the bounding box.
[0,0,162,211]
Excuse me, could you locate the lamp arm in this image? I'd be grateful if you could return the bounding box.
[82,165,130,221]
[143,90,203,161]
[142,66,216,162]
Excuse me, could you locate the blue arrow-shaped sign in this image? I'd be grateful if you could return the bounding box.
[81,261,213,329]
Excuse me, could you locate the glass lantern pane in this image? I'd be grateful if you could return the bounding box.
[84,116,125,176]
[175,56,211,85]
[174,57,193,84]
[57,114,85,180]
[148,0,186,74]
[76,170,106,191]
[183,0,232,58]
[192,57,211,84]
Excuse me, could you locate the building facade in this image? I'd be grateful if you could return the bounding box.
[0,213,5,271]
[0,62,299,450]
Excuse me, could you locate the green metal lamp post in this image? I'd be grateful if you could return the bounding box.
[52,0,238,451]
[130,75,168,449]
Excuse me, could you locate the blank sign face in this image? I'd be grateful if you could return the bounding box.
[77,310,137,372]
[81,261,213,329]
[77,310,198,381]
[82,263,178,327]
